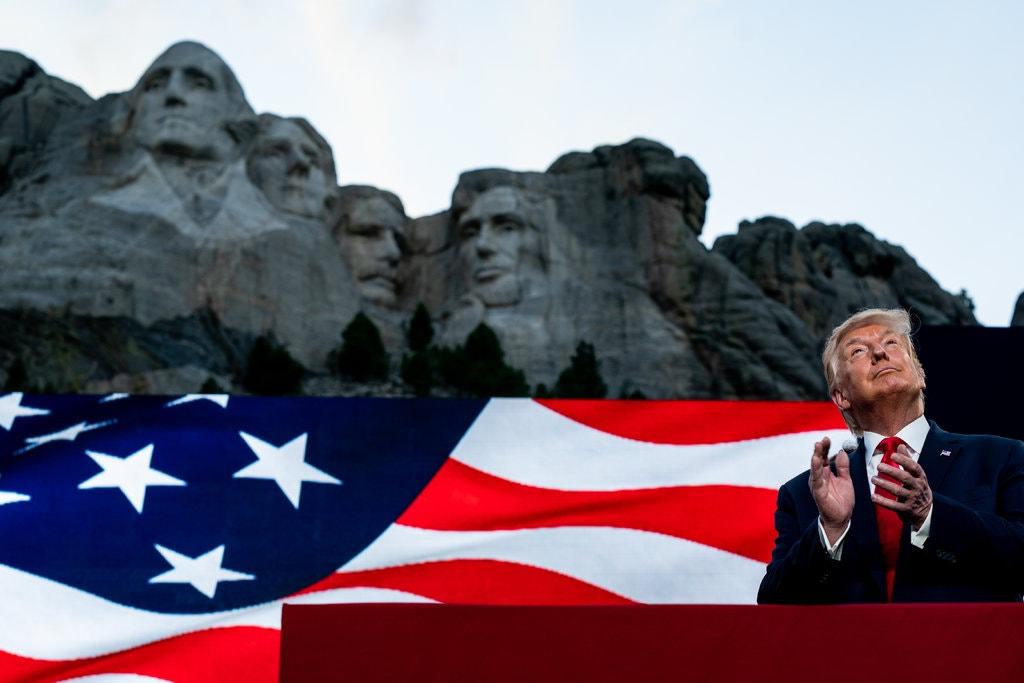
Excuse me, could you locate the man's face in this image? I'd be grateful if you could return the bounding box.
[456,187,541,307]
[249,119,331,220]
[132,44,237,160]
[832,323,926,412]
[340,197,406,306]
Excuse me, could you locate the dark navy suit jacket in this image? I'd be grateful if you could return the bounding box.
[758,422,1024,603]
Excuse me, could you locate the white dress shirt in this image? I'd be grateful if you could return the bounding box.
[818,414,934,558]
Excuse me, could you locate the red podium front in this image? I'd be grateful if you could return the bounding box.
[280,603,1024,682]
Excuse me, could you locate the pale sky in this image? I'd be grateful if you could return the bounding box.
[2,0,1021,324]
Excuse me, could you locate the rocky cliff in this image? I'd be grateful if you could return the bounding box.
[0,42,980,398]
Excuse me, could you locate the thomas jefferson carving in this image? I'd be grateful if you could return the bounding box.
[247,115,335,221]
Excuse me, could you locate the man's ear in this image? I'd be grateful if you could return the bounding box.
[831,387,850,411]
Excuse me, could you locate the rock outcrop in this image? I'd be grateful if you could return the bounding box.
[403,141,824,399]
[0,43,363,371]
[0,42,980,399]
[0,50,91,195]
[713,217,977,340]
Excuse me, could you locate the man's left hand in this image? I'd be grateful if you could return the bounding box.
[872,445,933,530]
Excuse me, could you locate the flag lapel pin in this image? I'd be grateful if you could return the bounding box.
[940,449,952,457]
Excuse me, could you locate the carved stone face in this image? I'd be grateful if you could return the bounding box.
[249,118,332,220]
[339,196,406,306]
[457,186,543,307]
[131,43,241,161]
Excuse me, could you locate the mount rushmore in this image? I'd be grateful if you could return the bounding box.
[0,41,981,398]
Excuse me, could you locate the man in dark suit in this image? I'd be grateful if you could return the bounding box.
[758,308,1024,603]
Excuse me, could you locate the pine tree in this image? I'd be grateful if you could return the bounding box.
[438,323,529,397]
[553,341,607,398]
[241,334,305,395]
[3,357,28,392]
[401,352,434,396]
[407,303,434,352]
[200,376,227,394]
[463,323,504,367]
[401,304,437,395]
[330,313,389,381]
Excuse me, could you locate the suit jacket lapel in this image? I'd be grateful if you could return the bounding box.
[918,421,962,492]
[888,421,962,599]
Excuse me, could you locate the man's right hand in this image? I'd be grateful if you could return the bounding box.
[808,436,854,546]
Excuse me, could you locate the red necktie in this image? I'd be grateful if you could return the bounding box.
[874,436,905,601]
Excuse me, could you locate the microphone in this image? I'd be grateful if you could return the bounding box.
[828,439,859,466]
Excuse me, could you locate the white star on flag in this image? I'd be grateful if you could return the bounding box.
[0,490,30,506]
[0,473,29,506]
[99,393,129,403]
[78,445,186,513]
[20,420,114,452]
[165,394,229,408]
[149,544,254,599]
[235,432,341,508]
[0,392,49,431]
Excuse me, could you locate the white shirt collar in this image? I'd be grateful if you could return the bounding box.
[863,414,930,457]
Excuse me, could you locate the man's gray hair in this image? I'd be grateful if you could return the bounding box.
[821,308,925,433]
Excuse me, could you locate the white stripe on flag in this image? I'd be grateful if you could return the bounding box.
[450,400,851,490]
[0,562,430,659]
[340,524,765,604]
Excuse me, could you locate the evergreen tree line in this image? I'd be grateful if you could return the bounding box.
[225,303,615,397]
[337,303,613,399]
[4,304,621,399]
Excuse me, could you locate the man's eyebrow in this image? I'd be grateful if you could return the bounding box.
[843,329,898,347]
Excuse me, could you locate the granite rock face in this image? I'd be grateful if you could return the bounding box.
[0,50,91,195]
[713,217,977,340]
[405,140,824,399]
[0,43,363,373]
[0,307,251,393]
[1012,292,1024,327]
[0,43,980,398]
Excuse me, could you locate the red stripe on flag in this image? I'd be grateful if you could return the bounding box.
[0,626,279,683]
[302,560,636,605]
[535,399,844,444]
[399,460,778,562]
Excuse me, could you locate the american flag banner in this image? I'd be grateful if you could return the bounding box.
[0,392,849,682]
